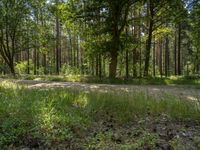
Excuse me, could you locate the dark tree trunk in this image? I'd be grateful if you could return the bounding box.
[27,48,30,74]
[125,27,129,79]
[131,10,137,78]
[99,54,102,78]
[174,29,177,75]
[95,56,99,76]
[43,54,46,74]
[125,49,129,79]
[109,51,118,78]
[34,49,37,75]
[109,29,120,78]
[91,58,94,76]
[102,57,106,77]
[9,61,15,77]
[73,36,76,67]
[178,23,181,75]
[153,38,156,77]
[159,40,163,78]
[165,35,170,77]
[144,20,153,77]
[56,16,61,75]
[144,0,154,77]
[36,51,39,75]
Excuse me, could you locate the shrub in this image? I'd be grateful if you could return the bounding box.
[15,60,34,75]
[61,64,80,76]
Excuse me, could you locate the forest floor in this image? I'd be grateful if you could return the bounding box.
[9,79,200,101]
[0,79,200,149]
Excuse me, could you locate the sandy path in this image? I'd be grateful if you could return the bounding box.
[8,79,199,101]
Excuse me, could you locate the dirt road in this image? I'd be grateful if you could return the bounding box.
[9,79,200,101]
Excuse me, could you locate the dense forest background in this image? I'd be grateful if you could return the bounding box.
[0,0,200,79]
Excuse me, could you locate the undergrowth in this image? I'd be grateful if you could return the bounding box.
[0,81,200,149]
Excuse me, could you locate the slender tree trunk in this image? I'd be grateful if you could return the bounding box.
[27,48,30,74]
[159,40,163,78]
[178,23,181,75]
[37,51,39,75]
[91,58,94,76]
[73,36,76,67]
[69,30,73,67]
[125,49,129,79]
[43,54,46,74]
[165,35,170,77]
[96,56,99,76]
[144,19,153,77]
[174,29,177,75]
[131,10,137,78]
[125,27,129,79]
[153,37,156,77]
[77,35,79,69]
[99,54,102,78]
[102,57,106,77]
[34,49,37,75]
[56,16,60,74]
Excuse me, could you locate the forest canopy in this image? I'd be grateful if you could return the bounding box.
[0,0,200,78]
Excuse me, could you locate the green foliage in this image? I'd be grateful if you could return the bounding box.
[15,60,34,75]
[61,63,80,75]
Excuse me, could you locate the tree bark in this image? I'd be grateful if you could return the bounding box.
[144,0,154,77]
[174,29,177,75]
[165,35,170,77]
[56,16,61,75]
[144,19,153,76]
[153,37,156,77]
[159,40,163,78]
[109,51,118,78]
[178,23,181,75]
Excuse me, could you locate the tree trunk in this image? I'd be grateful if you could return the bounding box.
[27,48,30,74]
[165,35,170,77]
[174,29,177,75]
[56,16,60,75]
[109,51,118,78]
[153,38,156,77]
[99,54,102,78]
[43,54,46,74]
[125,49,129,79]
[95,56,99,76]
[144,20,153,76]
[37,51,39,75]
[34,49,37,75]
[131,10,137,78]
[8,60,15,77]
[125,27,129,79]
[178,23,181,75]
[159,40,163,78]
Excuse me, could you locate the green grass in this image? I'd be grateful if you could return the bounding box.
[1,74,200,88]
[0,81,200,149]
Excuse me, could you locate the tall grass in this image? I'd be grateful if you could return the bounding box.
[0,81,199,148]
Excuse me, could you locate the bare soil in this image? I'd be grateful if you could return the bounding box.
[11,79,200,101]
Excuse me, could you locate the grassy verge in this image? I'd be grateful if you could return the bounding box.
[0,81,200,149]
